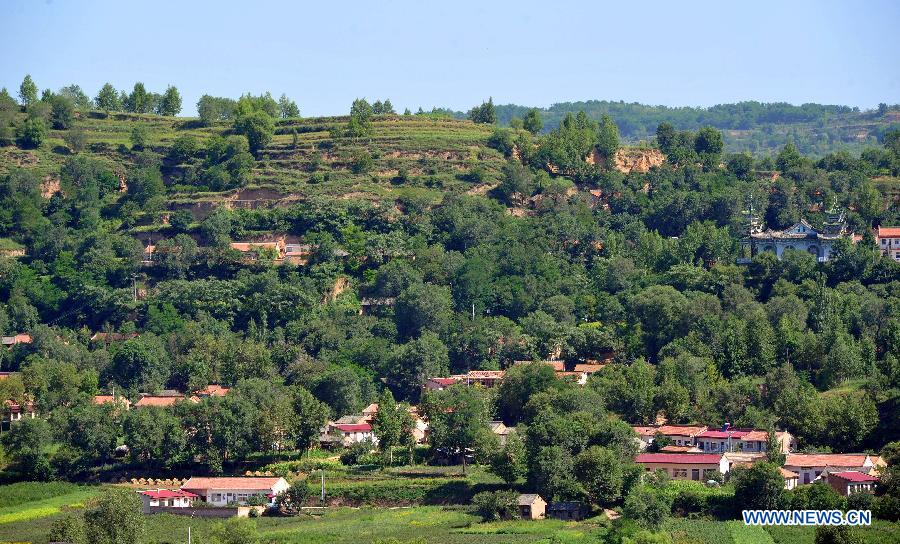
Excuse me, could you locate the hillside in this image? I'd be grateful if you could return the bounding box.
[491,100,900,157]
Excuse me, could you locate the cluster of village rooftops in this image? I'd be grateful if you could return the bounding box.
[2,351,885,520]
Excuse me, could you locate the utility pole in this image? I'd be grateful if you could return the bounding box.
[188,526,191,544]
[320,468,325,505]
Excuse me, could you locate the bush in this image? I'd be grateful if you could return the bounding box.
[351,150,374,174]
[16,117,46,148]
[168,135,199,163]
[623,485,672,530]
[63,126,87,153]
[340,440,373,466]
[131,125,148,150]
[471,490,519,521]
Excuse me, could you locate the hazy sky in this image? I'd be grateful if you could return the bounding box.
[2,0,898,116]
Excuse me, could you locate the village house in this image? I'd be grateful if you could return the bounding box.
[229,240,286,263]
[180,476,289,507]
[517,494,547,520]
[784,454,885,485]
[424,377,458,391]
[825,471,878,497]
[2,399,36,430]
[322,422,376,447]
[359,403,429,443]
[875,226,900,260]
[781,468,800,490]
[453,370,505,388]
[93,395,132,410]
[547,502,585,521]
[694,426,795,454]
[489,421,513,446]
[635,453,729,481]
[284,243,312,265]
[134,391,199,408]
[1,333,32,349]
[656,425,709,447]
[137,489,198,512]
[631,426,659,451]
[194,384,230,398]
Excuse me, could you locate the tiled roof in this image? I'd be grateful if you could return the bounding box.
[636,453,723,464]
[135,396,186,408]
[333,423,372,432]
[93,395,131,406]
[780,468,799,479]
[739,430,769,441]
[573,363,605,373]
[631,426,658,437]
[429,378,458,385]
[657,425,707,436]
[830,471,878,483]
[139,489,198,499]
[518,493,543,505]
[877,227,900,237]
[194,384,230,397]
[785,454,870,468]
[181,477,284,491]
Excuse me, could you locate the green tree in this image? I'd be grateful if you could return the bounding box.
[157,85,182,116]
[490,431,527,484]
[348,98,374,137]
[389,333,450,402]
[50,95,75,129]
[394,282,452,339]
[814,526,864,544]
[731,462,785,510]
[16,117,46,149]
[130,125,148,150]
[623,485,671,530]
[64,126,88,153]
[19,74,38,106]
[574,445,625,505]
[523,108,543,134]
[290,385,330,452]
[106,334,171,392]
[656,122,676,155]
[530,445,578,500]
[776,141,803,172]
[83,487,145,544]
[0,417,53,478]
[277,480,311,513]
[94,83,121,112]
[468,97,497,124]
[596,114,620,161]
[125,82,151,113]
[49,515,87,544]
[372,389,413,464]
[233,110,274,155]
[425,385,492,474]
[694,126,723,170]
[278,94,299,118]
[471,490,519,521]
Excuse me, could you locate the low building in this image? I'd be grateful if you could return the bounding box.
[134,394,199,408]
[138,489,197,512]
[180,477,289,507]
[635,453,729,481]
[229,241,286,263]
[489,421,512,445]
[631,426,659,451]
[284,243,313,265]
[425,377,458,391]
[660,445,702,453]
[93,395,132,410]
[781,468,800,490]
[785,454,885,485]
[875,226,900,261]
[656,425,708,447]
[547,502,585,521]
[453,370,505,388]
[741,207,851,263]
[826,471,878,497]
[194,384,230,398]
[517,494,546,520]
[2,400,36,429]
[324,422,376,447]
[1,333,32,349]
[695,427,794,454]
[359,297,396,315]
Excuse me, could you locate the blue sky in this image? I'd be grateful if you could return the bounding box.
[1,0,898,116]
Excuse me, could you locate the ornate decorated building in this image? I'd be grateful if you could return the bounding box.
[740,206,851,262]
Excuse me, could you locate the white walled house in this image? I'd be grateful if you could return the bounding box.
[138,489,197,512]
[180,477,289,507]
[784,454,885,485]
[326,423,376,447]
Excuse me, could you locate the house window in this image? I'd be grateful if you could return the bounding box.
[672,469,687,478]
[691,469,700,481]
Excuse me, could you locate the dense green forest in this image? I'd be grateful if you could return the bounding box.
[2,76,900,541]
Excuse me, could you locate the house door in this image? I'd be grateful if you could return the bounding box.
[691,469,700,481]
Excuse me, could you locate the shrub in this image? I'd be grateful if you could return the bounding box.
[340,440,373,466]
[63,126,87,153]
[623,485,672,530]
[16,117,46,148]
[351,150,374,174]
[131,125,148,150]
[168,135,199,163]
[471,490,519,521]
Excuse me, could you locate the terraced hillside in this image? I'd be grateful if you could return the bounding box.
[0,111,505,205]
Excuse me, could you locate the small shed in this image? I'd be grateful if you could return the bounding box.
[547,501,585,521]
[517,494,546,520]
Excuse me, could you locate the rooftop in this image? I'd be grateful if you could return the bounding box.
[635,453,723,464]
[785,454,873,468]
[181,477,285,491]
[830,471,878,483]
